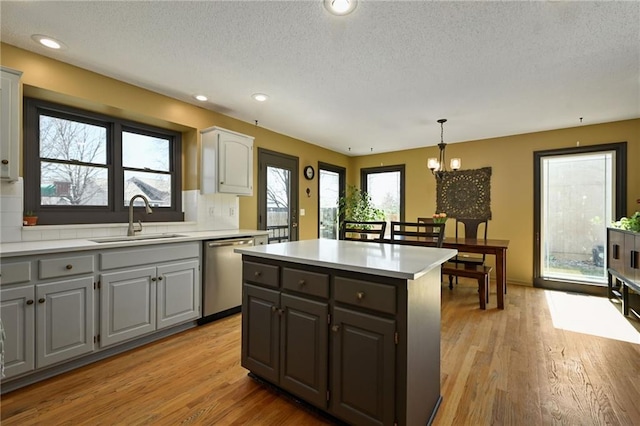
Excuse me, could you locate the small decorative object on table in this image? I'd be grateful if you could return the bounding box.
[432,212,448,224]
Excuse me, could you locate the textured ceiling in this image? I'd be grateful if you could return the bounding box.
[1,1,639,155]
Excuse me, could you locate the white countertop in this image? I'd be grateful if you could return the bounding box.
[235,239,457,280]
[0,229,269,258]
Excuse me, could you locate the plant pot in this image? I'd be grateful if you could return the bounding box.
[23,216,38,226]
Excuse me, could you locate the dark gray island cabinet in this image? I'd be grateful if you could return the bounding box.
[235,239,457,426]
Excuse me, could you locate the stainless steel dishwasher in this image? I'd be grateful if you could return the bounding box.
[201,237,254,323]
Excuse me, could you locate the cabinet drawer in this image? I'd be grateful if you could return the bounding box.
[39,255,94,279]
[243,261,279,288]
[334,277,396,314]
[282,268,329,298]
[1,261,32,285]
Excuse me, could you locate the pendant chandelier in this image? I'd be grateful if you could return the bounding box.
[427,118,460,178]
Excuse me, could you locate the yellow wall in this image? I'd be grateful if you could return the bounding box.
[3,43,638,285]
[352,119,640,284]
[1,43,348,238]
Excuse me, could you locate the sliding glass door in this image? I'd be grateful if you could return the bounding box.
[534,143,626,294]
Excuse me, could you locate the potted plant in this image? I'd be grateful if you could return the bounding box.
[337,185,385,236]
[612,211,640,232]
[23,211,38,226]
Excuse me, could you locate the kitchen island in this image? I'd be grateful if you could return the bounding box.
[235,239,456,426]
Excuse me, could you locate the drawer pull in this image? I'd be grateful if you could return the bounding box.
[26,299,34,305]
[38,298,45,304]
[299,279,306,286]
[254,271,262,278]
[356,291,365,300]
[1,159,8,165]
[66,264,73,270]
[331,325,341,333]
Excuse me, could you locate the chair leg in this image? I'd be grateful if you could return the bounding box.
[478,276,486,310]
[485,275,490,304]
[448,274,454,290]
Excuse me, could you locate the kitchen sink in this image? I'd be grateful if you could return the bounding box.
[90,233,187,243]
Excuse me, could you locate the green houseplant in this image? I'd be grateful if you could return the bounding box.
[612,211,640,233]
[23,211,38,226]
[337,185,385,230]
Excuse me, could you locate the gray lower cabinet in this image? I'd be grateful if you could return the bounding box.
[100,259,200,347]
[1,241,201,388]
[0,284,35,378]
[36,276,95,368]
[0,275,94,379]
[242,275,330,410]
[330,306,395,426]
[100,266,157,347]
[242,256,417,426]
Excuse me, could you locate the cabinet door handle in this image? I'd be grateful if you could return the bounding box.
[1,159,8,165]
[38,298,45,304]
[356,291,365,300]
[254,271,262,278]
[26,299,34,305]
[158,276,163,281]
[331,325,341,333]
[298,279,305,286]
[613,244,620,259]
[271,305,278,313]
[66,264,73,270]
[151,277,157,282]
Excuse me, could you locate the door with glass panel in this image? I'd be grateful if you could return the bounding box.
[258,149,299,243]
[318,163,345,239]
[534,143,626,293]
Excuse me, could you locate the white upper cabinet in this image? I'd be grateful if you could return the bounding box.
[0,67,22,182]
[201,126,254,195]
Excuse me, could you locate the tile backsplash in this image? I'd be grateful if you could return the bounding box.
[0,181,240,243]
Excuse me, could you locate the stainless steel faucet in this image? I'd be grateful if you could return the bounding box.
[127,194,153,236]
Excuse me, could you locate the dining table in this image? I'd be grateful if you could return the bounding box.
[441,238,510,309]
[382,235,510,309]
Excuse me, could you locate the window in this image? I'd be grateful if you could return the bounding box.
[24,98,183,224]
[361,165,405,234]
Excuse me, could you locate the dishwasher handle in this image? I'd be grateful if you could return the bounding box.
[207,238,254,248]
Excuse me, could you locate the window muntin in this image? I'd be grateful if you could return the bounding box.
[24,98,182,224]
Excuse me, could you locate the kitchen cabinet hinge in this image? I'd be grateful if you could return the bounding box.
[395,331,399,345]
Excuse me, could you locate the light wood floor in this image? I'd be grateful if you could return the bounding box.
[2,282,640,425]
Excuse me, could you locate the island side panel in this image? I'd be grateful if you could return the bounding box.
[405,266,442,425]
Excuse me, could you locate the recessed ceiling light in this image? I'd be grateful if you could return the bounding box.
[252,93,269,102]
[194,94,208,102]
[31,34,66,50]
[324,0,357,16]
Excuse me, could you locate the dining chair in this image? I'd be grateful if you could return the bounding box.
[342,221,387,241]
[389,221,445,248]
[448,218,489,289]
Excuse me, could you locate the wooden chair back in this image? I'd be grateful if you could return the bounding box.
[342,221,387,241]
[455,218,489,263]
[389,221,445,248]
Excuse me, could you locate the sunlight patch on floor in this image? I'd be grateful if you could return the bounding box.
[544,290,640,344]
